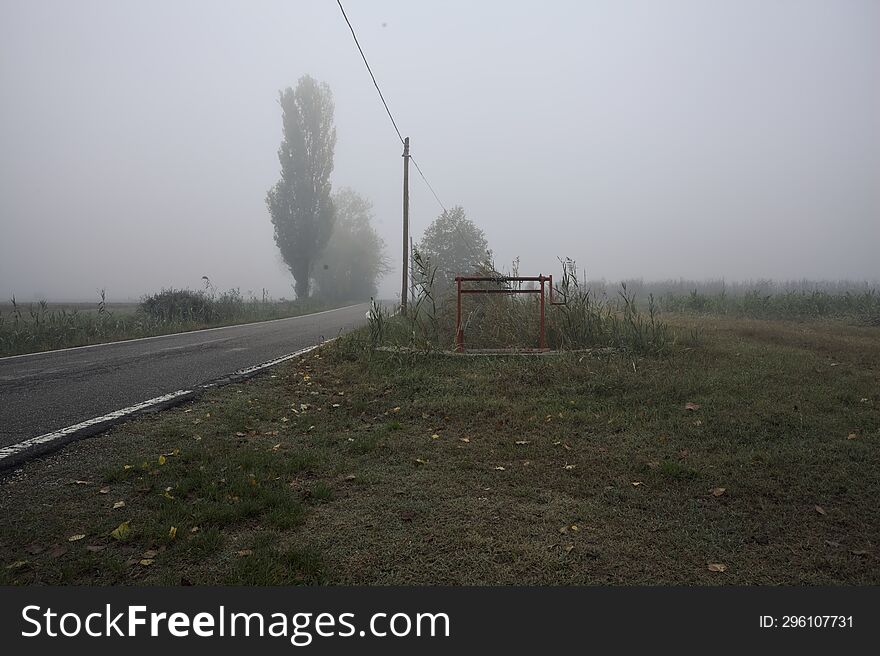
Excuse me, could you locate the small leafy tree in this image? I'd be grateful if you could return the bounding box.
[266,76,336,299]
[314,189,390,301]
[417,206,490,290]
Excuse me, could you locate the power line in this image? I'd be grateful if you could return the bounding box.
[334,0,492,271]
[335,0,404,146]
[410,156,446,213]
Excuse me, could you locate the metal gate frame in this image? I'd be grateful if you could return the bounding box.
[454,275,564,353]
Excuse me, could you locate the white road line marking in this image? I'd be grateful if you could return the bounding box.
[0,303,365,362]
[0,390,192,461]
[0,339,336,465]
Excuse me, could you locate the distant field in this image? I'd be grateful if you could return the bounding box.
[2,313,876,585]
[0,302,140,316]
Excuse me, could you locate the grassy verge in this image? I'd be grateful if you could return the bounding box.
[1,315,877,584]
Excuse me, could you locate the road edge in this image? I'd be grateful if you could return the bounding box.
[0,340,335,473]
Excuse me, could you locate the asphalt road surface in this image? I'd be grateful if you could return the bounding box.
[0,303,370,450]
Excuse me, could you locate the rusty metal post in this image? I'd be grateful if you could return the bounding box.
[539,275,546,349]
[455,277,464,352]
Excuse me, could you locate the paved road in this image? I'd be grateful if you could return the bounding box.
[0,303,370,449]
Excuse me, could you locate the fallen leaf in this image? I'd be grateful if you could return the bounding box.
[343,474,356,481]
[685,402,701,412]
[565,545,575,554]
[191,527,200,533]
[431,434,440,440]
[851,549,869,556]
[235,432,247,437]
[631,481,642,487]
[99,486,110,494]
[391,407,401,413]
[139,559,154,566]
[494,466,506,471]
[459,437,470,443]
[237,549,253,557]
[47,545,68,558]
[157,454,167,465]
[331,403,341,408]
[814,505,826,515]
[515,440,529,445]
[113,500,126,509]
[558,526,569,534]
[563,464,576,470]
[142,549,158,559]
[710,487,726,497]
[73,480,93,485]
[6,560,28,570]
[707,563,727,572]
[168,526,177,539]
[68,534,85,542]
[110,521,131,541]
[847,433,858,440]
[415,458,428,465]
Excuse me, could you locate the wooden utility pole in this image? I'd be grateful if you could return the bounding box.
[401,136,410,315]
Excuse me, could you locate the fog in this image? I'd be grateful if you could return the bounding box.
[1,0,878,302]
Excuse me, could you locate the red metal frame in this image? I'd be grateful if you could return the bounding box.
[455,275,558,352]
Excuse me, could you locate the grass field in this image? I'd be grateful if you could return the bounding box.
[1,313,877,585]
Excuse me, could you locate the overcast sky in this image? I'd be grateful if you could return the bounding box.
[1,0,878,301]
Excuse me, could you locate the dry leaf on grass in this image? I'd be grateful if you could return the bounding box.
[113,500,125,509]
[710,487,726,497]
[237,549,253,557]
[68,534,85,542]
[169,526,177,539]
[707,563,727,572]
[110,521,131,541]
[494,466,506,471]
[515,440,529,445]
[139,559,154,566]
[684,402,701,412]
[98,486,110,494]
[814,505,826,515]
